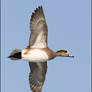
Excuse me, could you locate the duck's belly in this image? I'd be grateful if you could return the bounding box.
[22,49,48,62]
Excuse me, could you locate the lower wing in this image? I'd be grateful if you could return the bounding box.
[29,62,47,92]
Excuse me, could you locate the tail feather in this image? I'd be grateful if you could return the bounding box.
[8,49,21,60]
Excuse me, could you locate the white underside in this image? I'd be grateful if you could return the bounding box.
[22,49,48,62]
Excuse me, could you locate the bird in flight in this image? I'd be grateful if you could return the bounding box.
[8,6,74,92]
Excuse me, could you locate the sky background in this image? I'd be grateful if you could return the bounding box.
[1,0,91,92]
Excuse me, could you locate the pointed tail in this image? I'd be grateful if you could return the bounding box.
[8,49,21,60]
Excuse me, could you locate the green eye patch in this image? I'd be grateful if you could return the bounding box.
[56,50,67,53]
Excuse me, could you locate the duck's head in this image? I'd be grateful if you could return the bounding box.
[56,50,74,58]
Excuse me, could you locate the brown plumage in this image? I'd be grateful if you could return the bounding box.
[23,48,56,60]
[28,6,48,92]
[8,5,74,92]
[29,62,47,92]
[29,6,48,48]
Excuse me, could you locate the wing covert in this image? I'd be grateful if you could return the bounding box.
[29,62,47,92]
[29,6,48,48]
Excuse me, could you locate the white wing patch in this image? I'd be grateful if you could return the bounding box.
[30,31,47,48]
[22,49,48,62]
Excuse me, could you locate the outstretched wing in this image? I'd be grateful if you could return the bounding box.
[28,6,48,92]
[29,62,47,92]
[29,6,48,48]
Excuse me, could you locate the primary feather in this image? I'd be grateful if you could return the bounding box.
[29,62,47,92]
[28,6,48,48]
[28,6,48,92]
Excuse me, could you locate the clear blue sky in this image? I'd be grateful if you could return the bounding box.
[1,0,91,92]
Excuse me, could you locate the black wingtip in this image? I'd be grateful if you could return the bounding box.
[38,5,43,9]
[30,5,44,24]
[34,6,43,12]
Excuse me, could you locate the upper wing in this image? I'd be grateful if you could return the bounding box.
[28,6,48,92]
[29,6,48,48]
[29,62,47,92]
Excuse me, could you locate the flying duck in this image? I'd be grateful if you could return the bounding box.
[8,6,74,92]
